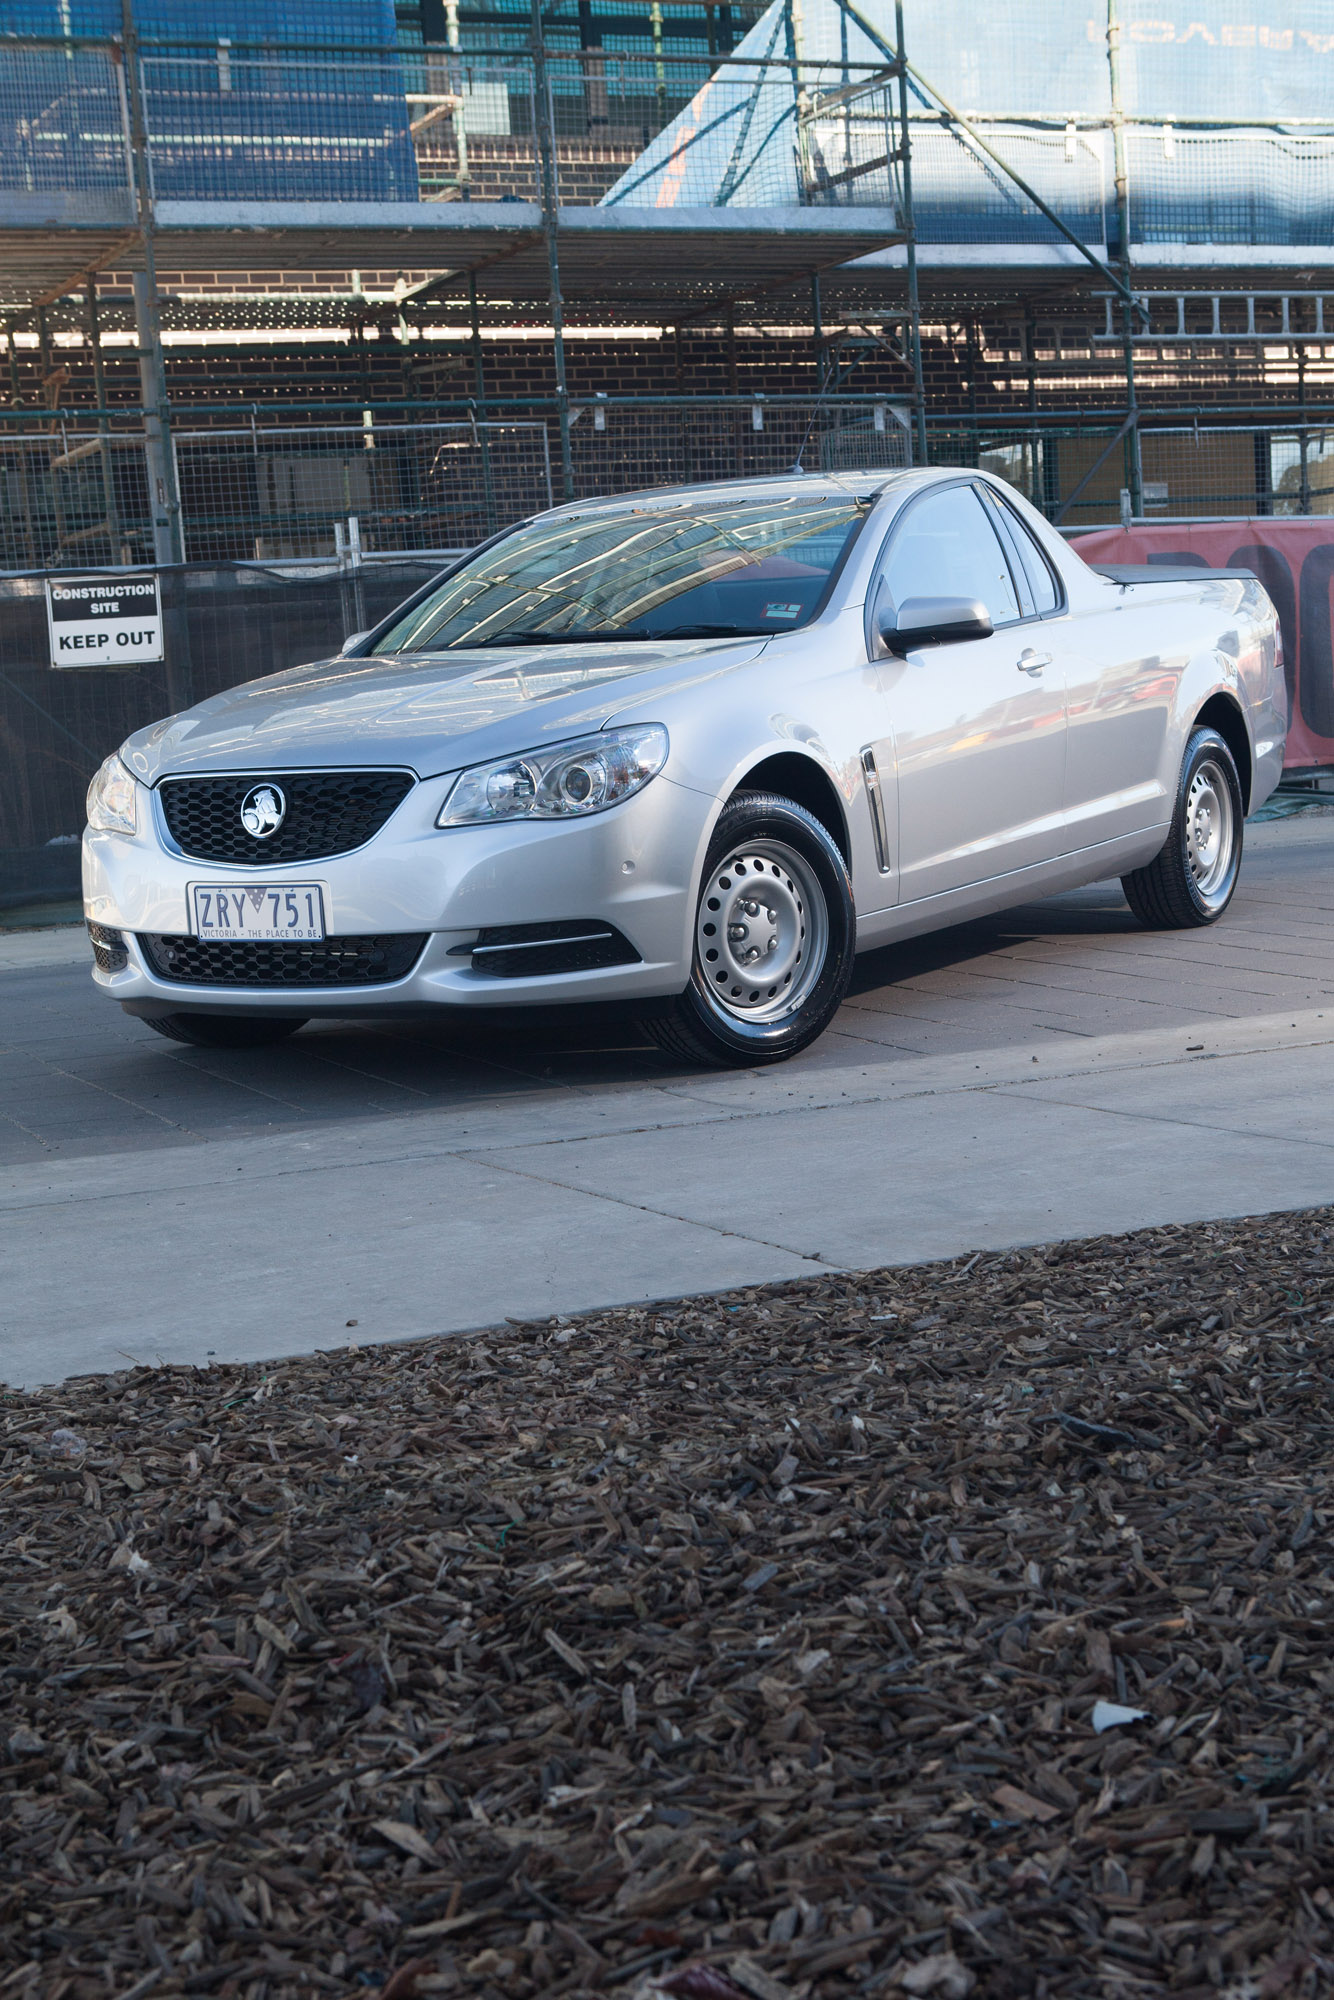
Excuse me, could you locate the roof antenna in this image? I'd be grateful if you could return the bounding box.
[791,273,832,473]
[790,358,831,475]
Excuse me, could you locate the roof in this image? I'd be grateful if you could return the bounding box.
[538,467,930,518]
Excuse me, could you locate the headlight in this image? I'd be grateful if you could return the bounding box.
[437,725,669,827]
[86,753,139,836]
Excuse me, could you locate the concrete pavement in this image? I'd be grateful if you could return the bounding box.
[5,813,1334,1388]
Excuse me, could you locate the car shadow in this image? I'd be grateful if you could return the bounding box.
[294,879,1142,1081]
[847,879,1139,997]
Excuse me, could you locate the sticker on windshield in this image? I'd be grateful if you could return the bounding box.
[764,602,802,620]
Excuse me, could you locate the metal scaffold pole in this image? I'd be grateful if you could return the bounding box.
[85,276,123,561]
[894,0,927,465]
[1106,0,1143,518]
[469,273,498,534]
[531,0,575,502]
[121,0,184,569]
[122,0,192,711]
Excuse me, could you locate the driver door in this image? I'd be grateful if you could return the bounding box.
[868,482,1069,905]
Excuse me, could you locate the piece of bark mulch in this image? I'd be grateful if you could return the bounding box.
[3,1208,1334,1999]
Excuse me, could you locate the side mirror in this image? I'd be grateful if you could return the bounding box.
[879,595,994,652]
[340,630,371,656]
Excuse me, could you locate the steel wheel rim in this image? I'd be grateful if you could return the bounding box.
[696,839,829,1023]
[1185,757,1235,902]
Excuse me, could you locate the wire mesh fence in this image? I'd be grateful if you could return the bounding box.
[0,430,151,571]
[14,410,1334,568]
[402,52,539,201]
[0,405,917,569]
[0,42,131,204]
[566,396,912,489]
[1126,127,1334,248]
[171,420,554,561]
[3,28,1333,239]
[928,421,1334,527]
[140,50,420,202]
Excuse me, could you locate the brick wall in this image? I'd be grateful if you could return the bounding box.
[415,135,641,204]
[6,310,1333,426]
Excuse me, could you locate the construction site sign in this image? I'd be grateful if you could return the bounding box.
[46,575,163,670]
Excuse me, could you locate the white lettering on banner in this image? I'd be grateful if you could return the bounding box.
[45,573,165,669]
[1090,17,1318,49]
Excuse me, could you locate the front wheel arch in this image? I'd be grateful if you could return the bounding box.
[728,750,851,864]
[645,790,856,1067]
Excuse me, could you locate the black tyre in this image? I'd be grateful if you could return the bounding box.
[645,791,855,1068]
[1121,725,1244,930]
[142,1013,308,1049]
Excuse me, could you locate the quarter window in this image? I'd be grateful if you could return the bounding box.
[876,484,1022,632]
[982,486,1061,614]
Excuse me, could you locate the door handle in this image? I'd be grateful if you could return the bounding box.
[1017,649,1052,675]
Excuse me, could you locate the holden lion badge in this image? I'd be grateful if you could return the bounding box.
[240,784,286,839]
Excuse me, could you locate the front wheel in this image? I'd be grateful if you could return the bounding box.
[1121,725,1244,930]
[142,1013,308,1049]
[644,791,855,1068]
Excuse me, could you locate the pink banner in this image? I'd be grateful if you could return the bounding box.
[1073,519,1334,770]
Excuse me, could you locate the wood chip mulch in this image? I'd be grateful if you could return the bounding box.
[4,1209,1334,2000]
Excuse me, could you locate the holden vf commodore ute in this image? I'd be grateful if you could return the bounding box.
[83,468,1286,1067]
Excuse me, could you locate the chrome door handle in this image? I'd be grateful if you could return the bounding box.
[1017,649,1052,675]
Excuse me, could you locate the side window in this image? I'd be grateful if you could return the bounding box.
[984,487,1061,615]
[877,485,1022,632]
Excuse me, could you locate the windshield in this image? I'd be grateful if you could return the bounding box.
[370,494,869,652]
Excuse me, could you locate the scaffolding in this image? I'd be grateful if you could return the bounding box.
[3,1,1334,545]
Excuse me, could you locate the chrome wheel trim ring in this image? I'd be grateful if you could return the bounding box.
[1185,757,1236,903]
[695,839,829,1024]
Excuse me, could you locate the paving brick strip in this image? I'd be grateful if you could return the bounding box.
[3,1210,1332,2000]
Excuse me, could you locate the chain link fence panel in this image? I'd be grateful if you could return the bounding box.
[0,42,131,206]
[927,419,1334,526]
[0,431,151,570]
[171,420,553,561]
[140,49,420,202]
[564,396,911,494]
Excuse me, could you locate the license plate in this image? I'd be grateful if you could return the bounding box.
[190,883,326,942]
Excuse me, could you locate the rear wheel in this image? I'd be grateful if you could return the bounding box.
[142,1013,308,1049]
[1121,725,1243,929]
[644,792,855,1068]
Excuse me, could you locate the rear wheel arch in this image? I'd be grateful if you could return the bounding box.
[1193,692,1253,812]
[729,751,850,864]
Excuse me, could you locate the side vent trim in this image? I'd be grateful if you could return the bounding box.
[861,747,891,874]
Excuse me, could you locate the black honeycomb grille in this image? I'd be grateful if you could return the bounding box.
[158,770,414,865]
[87,922,127,974]
[464,921,641,979]
[139,933,428,987]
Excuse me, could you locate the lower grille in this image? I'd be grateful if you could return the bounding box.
[458,920,641,980]
[140,932,428,988]
[87,921,127,974]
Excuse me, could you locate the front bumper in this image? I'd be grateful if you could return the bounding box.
[83,774,705,1017]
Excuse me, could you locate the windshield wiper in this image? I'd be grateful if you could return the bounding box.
[443,621,767,649]
[455,629,625,648]
[629,622,765,639]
